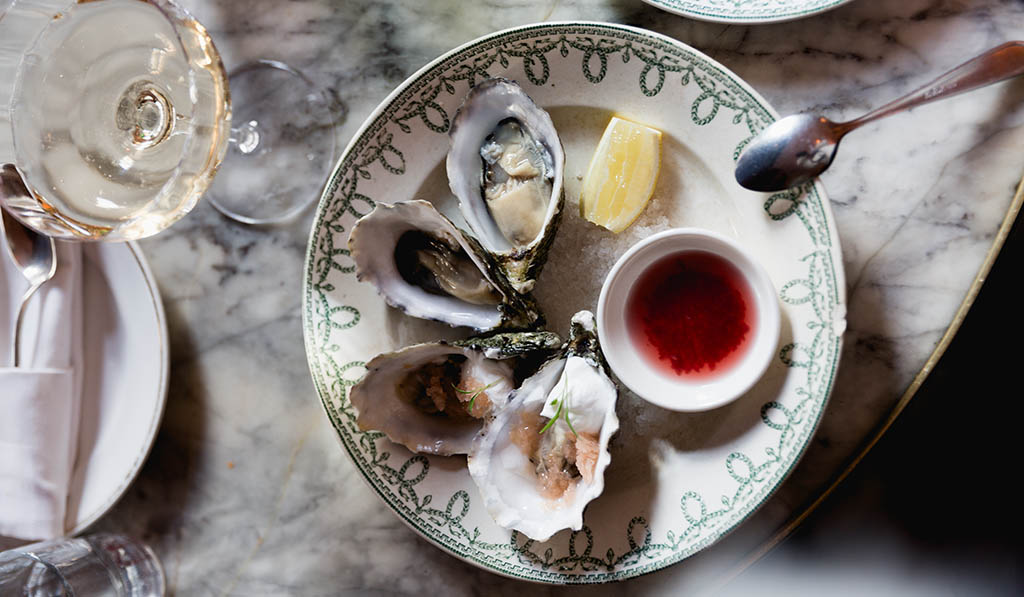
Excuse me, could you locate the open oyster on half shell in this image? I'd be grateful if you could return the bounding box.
[350,342,514,456]
[349,332,562,456]
[447,78,565,294]
[349,200,543,332]
[467,311,619,541]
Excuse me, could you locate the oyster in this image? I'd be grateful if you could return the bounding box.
[349,341,516,456]
[349,200,542,332]
[447,78,565,294]
[467,311,619,541]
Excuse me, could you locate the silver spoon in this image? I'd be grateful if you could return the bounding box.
[735,41,1024,192]
[0,164,57,367]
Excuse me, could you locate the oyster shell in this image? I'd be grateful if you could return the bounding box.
[453,330,562,359]
[349,341,516,456]
[456,330,563,387]
[467,311,619,541]
[447,78,565,294]
[349,200,542,332]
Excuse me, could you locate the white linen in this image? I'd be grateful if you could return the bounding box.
[0,241,82,540]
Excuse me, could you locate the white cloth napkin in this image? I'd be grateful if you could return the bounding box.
[0,241,82,540]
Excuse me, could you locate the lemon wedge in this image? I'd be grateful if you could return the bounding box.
[580,116,662,233]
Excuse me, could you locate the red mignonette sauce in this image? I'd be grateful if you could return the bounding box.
[626,250,756,380]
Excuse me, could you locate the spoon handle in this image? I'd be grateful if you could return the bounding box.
[844,41,1024,131]
[11,282,43,367]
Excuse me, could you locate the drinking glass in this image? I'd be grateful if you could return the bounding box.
[0,533,165,596]
[0,0,336,240]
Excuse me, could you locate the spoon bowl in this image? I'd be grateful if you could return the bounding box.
[1,164,58,367]
[734,114,846,192]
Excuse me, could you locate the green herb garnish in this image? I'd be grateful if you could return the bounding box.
[539,373,577,437]
[454,379,499,414]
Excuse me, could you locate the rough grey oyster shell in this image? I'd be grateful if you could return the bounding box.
[453,330,562,359]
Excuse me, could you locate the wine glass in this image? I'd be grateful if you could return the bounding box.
[205,59,337,225]
[0,0,335,240]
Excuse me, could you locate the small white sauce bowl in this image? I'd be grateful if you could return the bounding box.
[596,228,780,412]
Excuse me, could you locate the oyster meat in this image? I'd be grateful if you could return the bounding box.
[349,200,542,332]
[447,78,565,294]
[349,341,516,456]
[468,311,619,541]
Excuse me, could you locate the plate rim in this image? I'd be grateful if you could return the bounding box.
[68,241,169,535]
[302,20,846,583]
[639,0,854,24]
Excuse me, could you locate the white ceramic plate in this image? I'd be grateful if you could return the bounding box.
[66,242,169,534]
[303,22,845,583]
[641,0,853,24]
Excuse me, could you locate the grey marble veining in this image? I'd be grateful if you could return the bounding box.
[77,0,1024,594]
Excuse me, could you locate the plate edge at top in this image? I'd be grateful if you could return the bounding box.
[639,0,854,24]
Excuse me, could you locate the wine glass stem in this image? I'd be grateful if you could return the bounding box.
[229,121,262,155]
[116,82,174,149]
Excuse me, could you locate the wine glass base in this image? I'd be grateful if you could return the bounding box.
[207,60,337,225]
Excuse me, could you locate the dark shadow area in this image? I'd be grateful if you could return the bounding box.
[88,292,208,586]
[745,207,1024,593]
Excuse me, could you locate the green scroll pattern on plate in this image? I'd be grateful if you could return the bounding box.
[304,23,841,583]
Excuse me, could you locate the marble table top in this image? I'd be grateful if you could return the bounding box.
[82,0,1023,594]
